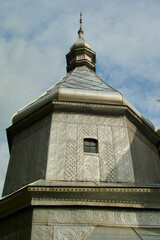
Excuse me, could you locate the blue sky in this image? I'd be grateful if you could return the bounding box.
[0,0,160,196]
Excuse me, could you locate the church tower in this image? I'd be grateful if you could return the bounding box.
[1,14,160,240]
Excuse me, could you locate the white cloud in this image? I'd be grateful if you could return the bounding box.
[87,0,160,84]
[0,0,160,196]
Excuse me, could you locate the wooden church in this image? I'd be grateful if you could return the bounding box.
[0,15,160,240]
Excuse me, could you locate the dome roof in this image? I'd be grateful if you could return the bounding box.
[70,36,91,50]
[70,13,91,51]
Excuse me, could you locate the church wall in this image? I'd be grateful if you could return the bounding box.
[3,114,52,196]
[126,118,160,184]
[46,111,134,183]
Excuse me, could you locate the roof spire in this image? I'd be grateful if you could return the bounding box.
[78,12,84,38]
[66,13,96,72]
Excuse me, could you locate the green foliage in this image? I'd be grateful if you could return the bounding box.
[156,129,160,137]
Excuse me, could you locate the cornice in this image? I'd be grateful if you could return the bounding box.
[7,100,160,152]
[28,186,160,193]
[1,185,160,219]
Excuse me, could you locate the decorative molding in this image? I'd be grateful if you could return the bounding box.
[1,185,160,219]
[52,100,125,109]
[33,208,160,228]
[28,186,160,193]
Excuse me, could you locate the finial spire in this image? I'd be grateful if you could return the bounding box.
[78,12,84,38]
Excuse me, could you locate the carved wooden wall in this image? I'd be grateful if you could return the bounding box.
[46,112,134,183]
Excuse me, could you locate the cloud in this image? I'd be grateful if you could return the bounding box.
[0,0,160,196]
[84,1,160,87]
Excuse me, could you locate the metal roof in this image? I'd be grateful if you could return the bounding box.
[12,65,154,130]
[40,65,121,97]
[12,66,122,121]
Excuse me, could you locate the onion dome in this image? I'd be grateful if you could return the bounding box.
[66,13,96,72]
[70,36,91,51]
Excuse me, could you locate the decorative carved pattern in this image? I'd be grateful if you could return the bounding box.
[105,143,117,182]
[46,112,134,183]
[71,210,93,223]
[66,124,77,141]
[52,112,124,127]
[98,126,106,181]
[105,145,114,180]
[34,208,160,227]
[54,211,71,223]
[46,122,66,180]
[116,211,136,225]
[96,210,114,224]
[98,126,117,182]
[65,140,77,180]
[104,126,117,182]
[83,124,97,137]
[65,124,78,181]
[136,212,155,225]
[54,226,94,240]
[113,126,134,182]
[77,124,83,180]
[31,225,51,240]
[83,155,100,181]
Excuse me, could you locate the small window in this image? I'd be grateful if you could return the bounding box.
[84,138,98,153]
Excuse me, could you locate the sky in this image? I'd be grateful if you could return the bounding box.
[0,0,160,196]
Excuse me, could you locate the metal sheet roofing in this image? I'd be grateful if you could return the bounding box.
[12,66,154,130]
